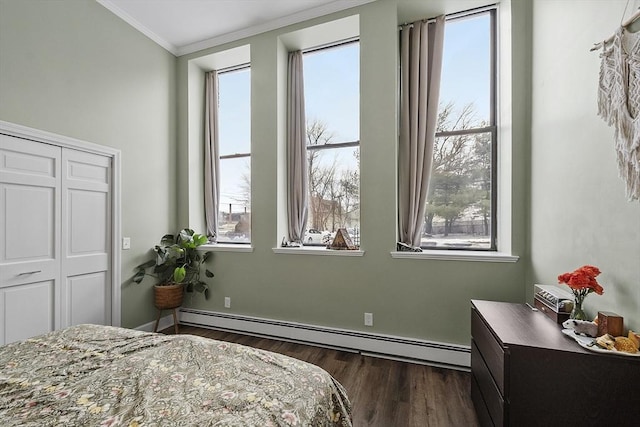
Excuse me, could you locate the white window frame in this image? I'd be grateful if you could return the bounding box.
[392,4,518,263]
[302,38,361,248]
[274,15,362,256]
[216,63,252,246]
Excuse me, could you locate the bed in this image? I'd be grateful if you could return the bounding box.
[0,324,352,426]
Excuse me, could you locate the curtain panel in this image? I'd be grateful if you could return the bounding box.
[204,70,221,241]
[286,51,309,243]
[397,16,445,249]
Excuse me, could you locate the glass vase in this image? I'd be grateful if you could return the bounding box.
[570,294,588,320]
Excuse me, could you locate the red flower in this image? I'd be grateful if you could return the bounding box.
[580,265,601,277]
[557,265,604,296]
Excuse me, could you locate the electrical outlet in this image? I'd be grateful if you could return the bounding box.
[224,297,231,308]
[364,312,373,326]
[122,237,131,250]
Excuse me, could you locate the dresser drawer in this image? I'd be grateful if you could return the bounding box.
[472,340,505,426]
[471,307,505,395]
[471,373,494,427]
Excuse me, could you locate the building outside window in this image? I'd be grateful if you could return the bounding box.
[303,40,360,246]
[217,65,251,243]
[423,8,496,250]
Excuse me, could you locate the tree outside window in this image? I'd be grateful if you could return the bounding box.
[422,9,496,250]
[303,40,360,246]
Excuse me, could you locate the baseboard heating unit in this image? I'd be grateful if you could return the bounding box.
[179,308,470,370]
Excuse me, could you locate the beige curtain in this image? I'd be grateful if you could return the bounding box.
[286,51,309,243]
[204,70,221,241]
[398,16,445,248]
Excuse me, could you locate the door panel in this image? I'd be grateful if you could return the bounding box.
[68,190,108,254]
[68,160,109,184]
[4,184,55,261]
[1,183,59,300]
[61,149,111,327]
[0,280,55,344]
[0,136,61,343]
[0,136,57,182]
[68,272,108,325]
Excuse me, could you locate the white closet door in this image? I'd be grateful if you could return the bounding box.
[61,149,111,327]
[0,135,61,344]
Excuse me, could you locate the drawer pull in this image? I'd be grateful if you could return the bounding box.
[17,270,41,276]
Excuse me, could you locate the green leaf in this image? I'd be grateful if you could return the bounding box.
[191,281,209,298]
[154,263,171,274]
[132,269,146,284]
[155,246,173,265]
[160,234,174,246]
[173,266,186,283]
[193,234,207,246]
[178,229,195,247]
[205,269,214,278]
[168,246,183,259]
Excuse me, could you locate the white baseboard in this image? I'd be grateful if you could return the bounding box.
[135,314,176,333]
[179,308,471,370]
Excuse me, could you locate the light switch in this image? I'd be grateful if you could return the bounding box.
[122,237,131,250]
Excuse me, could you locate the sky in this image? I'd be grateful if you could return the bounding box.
[218,68,251,211]
[304,42,360,143]
[440,13,491,123]
[215,11,491,212]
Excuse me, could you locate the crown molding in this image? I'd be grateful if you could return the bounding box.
[97,0,376,57]
[96,0,179,55]
[177,0,376,56]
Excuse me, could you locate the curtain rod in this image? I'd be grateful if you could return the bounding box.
[217,62,250,75]
[399,3,496,29]
[302,36,359,55]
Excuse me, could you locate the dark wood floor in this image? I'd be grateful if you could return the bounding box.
[161,324,479,427]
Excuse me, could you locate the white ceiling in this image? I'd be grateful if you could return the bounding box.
[97,0,376,56]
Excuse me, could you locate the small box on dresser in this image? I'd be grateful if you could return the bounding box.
[533,298,571,323]
[533,284,573,323]
[597,311,624,337]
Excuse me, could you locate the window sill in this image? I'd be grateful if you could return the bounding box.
[272,247,365,257]
[201,243,254,253]
[390,250,518,263]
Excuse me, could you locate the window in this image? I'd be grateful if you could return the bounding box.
[422,9,496,250]
[217,65,251,243]
[303,40,360,246]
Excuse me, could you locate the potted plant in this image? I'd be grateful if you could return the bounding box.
[133,228,214,309]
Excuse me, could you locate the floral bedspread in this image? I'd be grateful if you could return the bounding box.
[0,324,352,426]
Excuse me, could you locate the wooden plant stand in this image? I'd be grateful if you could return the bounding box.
[153,283,184,334]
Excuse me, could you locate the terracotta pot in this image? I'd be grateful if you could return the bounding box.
[154,283,184,309]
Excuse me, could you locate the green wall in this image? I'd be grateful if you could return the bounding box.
[528,0,640,331]
[0,0,177,327]
[176,0,529,346]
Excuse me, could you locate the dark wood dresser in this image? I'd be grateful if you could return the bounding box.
[471,299,640,426]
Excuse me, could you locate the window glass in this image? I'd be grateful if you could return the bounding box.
[439,13,491,130]
[304,42,359,142]
[217,67,251,243]
[219,68,251,155]
[423,132,492,249]
[303,41,360,247]
[423,10,495,251]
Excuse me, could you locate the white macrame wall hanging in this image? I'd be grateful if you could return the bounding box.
[593,3,640,201]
